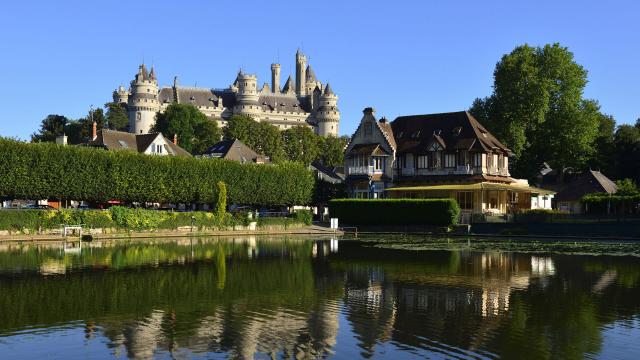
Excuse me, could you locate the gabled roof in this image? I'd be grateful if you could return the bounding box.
[258,93,311,113]
[87,129,191,156]
[391,111,511,155]
[554,170,618,202]
[347,143,391,157]
[200,139,269,164]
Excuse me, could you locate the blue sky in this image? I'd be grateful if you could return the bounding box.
[0,0,638,140]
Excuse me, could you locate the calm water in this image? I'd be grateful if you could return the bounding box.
[0,236,639,359]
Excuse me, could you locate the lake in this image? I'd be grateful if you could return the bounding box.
[0,235,639,359]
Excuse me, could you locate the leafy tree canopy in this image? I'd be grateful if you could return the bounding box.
[153,103,221,154]
[105,102,129,131]
[469,43,601,180]
[31,115,70,143]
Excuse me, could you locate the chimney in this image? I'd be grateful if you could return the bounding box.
[363,107,376,115]
[92,121,97,140]
[173,134,178,145]
[379,117,387,123]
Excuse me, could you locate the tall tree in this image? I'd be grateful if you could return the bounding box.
[105,102,129,131]
[469,43,601,180]
[152,103,220,154]
[589,113,616,175]
[31,114,70,142]
[281,126,321,166]
[613,124,640,183]
[319,135,349,167]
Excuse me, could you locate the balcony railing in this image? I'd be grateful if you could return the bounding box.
[347,166,384,175]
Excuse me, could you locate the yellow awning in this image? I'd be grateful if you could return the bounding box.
[385,182,555,195]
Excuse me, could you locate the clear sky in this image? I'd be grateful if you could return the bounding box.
[0,0,638,140]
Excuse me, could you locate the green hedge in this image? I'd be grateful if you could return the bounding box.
[328,199,460,226]
[581,193,640,214]
[0,138,313,206]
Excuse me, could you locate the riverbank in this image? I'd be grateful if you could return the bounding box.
[0,225,342,243]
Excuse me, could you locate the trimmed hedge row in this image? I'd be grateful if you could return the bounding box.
[328,199,460,226]
[0,138,313,206]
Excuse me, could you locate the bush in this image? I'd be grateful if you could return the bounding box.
[328,198,460,226]
[0,138,314,206]
[292,209,313,225]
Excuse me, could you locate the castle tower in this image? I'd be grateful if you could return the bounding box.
[271,63,281,93]
[305,65,321,95]
[315,83,340,137]
[128,64,160,134]
[295,49,307,96]
[234,70,261,120]
[113,85,129,104]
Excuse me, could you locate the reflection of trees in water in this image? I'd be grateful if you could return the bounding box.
[333,243,640,359]
[0,238,344,359]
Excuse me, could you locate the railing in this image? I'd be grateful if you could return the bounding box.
[347,166,374,175]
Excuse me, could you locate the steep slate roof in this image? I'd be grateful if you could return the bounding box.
[554,170,618,202]
[323,83,334,96]
[391,111,511,155]
[258,93,311,113]
[176,87,218,107]
[376,120,396,150]
[87,130,191,156]
[200,139,269,163]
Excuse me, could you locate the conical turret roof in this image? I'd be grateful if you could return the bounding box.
[323,83,334,96]
[305,65,317,82]
[282,75,295,93]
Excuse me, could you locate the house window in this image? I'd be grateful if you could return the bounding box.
[486,153,494,168]
[444,154,456,168]
[417,155,428,169]
[373,157,383,172]
[456,191,473,210]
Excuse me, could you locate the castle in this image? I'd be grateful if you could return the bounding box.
[113,50,339,137]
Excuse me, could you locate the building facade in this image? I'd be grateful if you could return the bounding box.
[114,50,339,137]
[344,108,554,217]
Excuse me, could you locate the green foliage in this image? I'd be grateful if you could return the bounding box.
[153,103,221,154]
[0,138,314,206]
[328,199,460,226]
[515,209,568,223]
[319,135,349,167]
[581,193,640,214]
[31,114,70,142]
[292,209,313,225]
[224,115,344,166]
[282,126,321,166]
[615,179,639,196]
[216,181,228,227]
[105,102,129,131]
[613,125,640,184]
[469,43,601,180]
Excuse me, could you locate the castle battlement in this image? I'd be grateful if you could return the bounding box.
[114,50,339,136]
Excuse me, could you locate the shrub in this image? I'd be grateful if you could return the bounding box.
[292,209,313,225]
[328,198,460,226]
